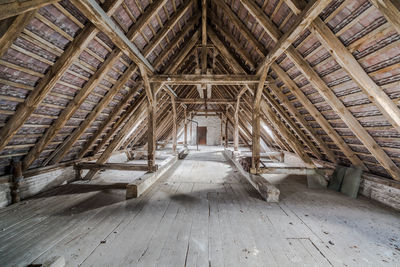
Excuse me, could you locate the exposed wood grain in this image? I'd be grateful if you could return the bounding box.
[311,18,400,134]
[369,0,400,35]
[255,0,332,74]
[0,0,59,20]
[268,78,337,163]
[286,46,400,180]
[150,74,261,85]
[0,10,36,58]
[71,0,153,71]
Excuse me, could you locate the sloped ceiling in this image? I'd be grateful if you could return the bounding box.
[0,0,399,181]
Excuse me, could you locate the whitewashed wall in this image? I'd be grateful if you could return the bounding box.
[178,116,223,146]
[0,166,75,208]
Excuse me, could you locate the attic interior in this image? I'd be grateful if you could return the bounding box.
[0,0,400,265]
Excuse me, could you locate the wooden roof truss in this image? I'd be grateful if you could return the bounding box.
[0,0,399,181]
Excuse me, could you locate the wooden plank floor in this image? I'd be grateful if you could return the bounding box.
[0,147,399,266]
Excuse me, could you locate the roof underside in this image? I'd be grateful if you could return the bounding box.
[0,0,399,180]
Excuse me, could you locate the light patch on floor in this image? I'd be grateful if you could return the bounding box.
[0,147,399,266]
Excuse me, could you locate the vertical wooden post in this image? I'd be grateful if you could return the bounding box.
[171,95,177,153]
[184,107,188,147]
[225,113,229,148]
[10,159,23,203]
[252,92,261,173]
[252,64,269,173]
[234,100,240,152]
[220,115,224,146]
[147,97,156,172]
[189,113,193,145]
[201,0,207,74]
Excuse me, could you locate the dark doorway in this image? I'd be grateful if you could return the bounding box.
[198,126,207,145]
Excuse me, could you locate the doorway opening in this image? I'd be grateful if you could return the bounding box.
[197,126,207,145]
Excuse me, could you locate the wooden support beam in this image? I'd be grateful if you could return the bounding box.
[260,99,315,168]
[213,0,267,56]
[201,0,207,74]
[142,0,196,56]
[10,159,23,203]
[207,26,247,74]
[267,77,337,163]
[92,95,146,157]
[78,84,140,159]
[208,11,255,71]
[71,0,154,72]
[271,62,365,168]
[190,113,193,145]
[234,98,240,152]
[225,114,229,148]
[147,92,157,172]
[126,155,177,199]
[286,46,400,180]
[239,1,376,173]
[149,74,261,85]
[238,0,281,42]
[252,68,269,171]
[233,87,248,152]
[140,64,154,105]
[262,89,323,159]
[170,93,177,153]
[85,14,199,159]
[83,101,147,180]
[13,1,123,168]
[176,98,235,104]
[184,107,188,147]
[75,162,157,172]
[0,10,36,58]
[45,64,140,165]
[45,0,183,163]
[311,18,400,134]
[369,0,400,35]
[0,0,59,20]
[254,0,332,75]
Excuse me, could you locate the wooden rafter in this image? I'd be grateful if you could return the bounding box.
[176,98,235,104]
[310,18,400,134]
[149,74,261,85]
[0,10,36,58]
[271,63,366,168]
[254,0,332,74]
[267,77,337,163]
[44,64,140,166]
[284,0,400,135]
[23,0,184,168]
[84,101,147,180]
[85,16,200,164]
[0,0,59,20]
[77,84,141,159]
[233,0,362,166]
[46,0,195,162]
[0,1,125,166]
[369,0,400,34]
[71,0,154,72]
[262,89,323,159]
[0,1,124,157]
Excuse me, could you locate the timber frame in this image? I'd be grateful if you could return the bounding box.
[0,0,399,182]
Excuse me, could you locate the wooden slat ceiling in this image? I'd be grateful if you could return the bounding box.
[0,0,399,180]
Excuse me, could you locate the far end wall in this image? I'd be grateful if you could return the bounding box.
[178,115,223,146]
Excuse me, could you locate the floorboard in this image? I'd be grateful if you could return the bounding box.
[0,146,399,266]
